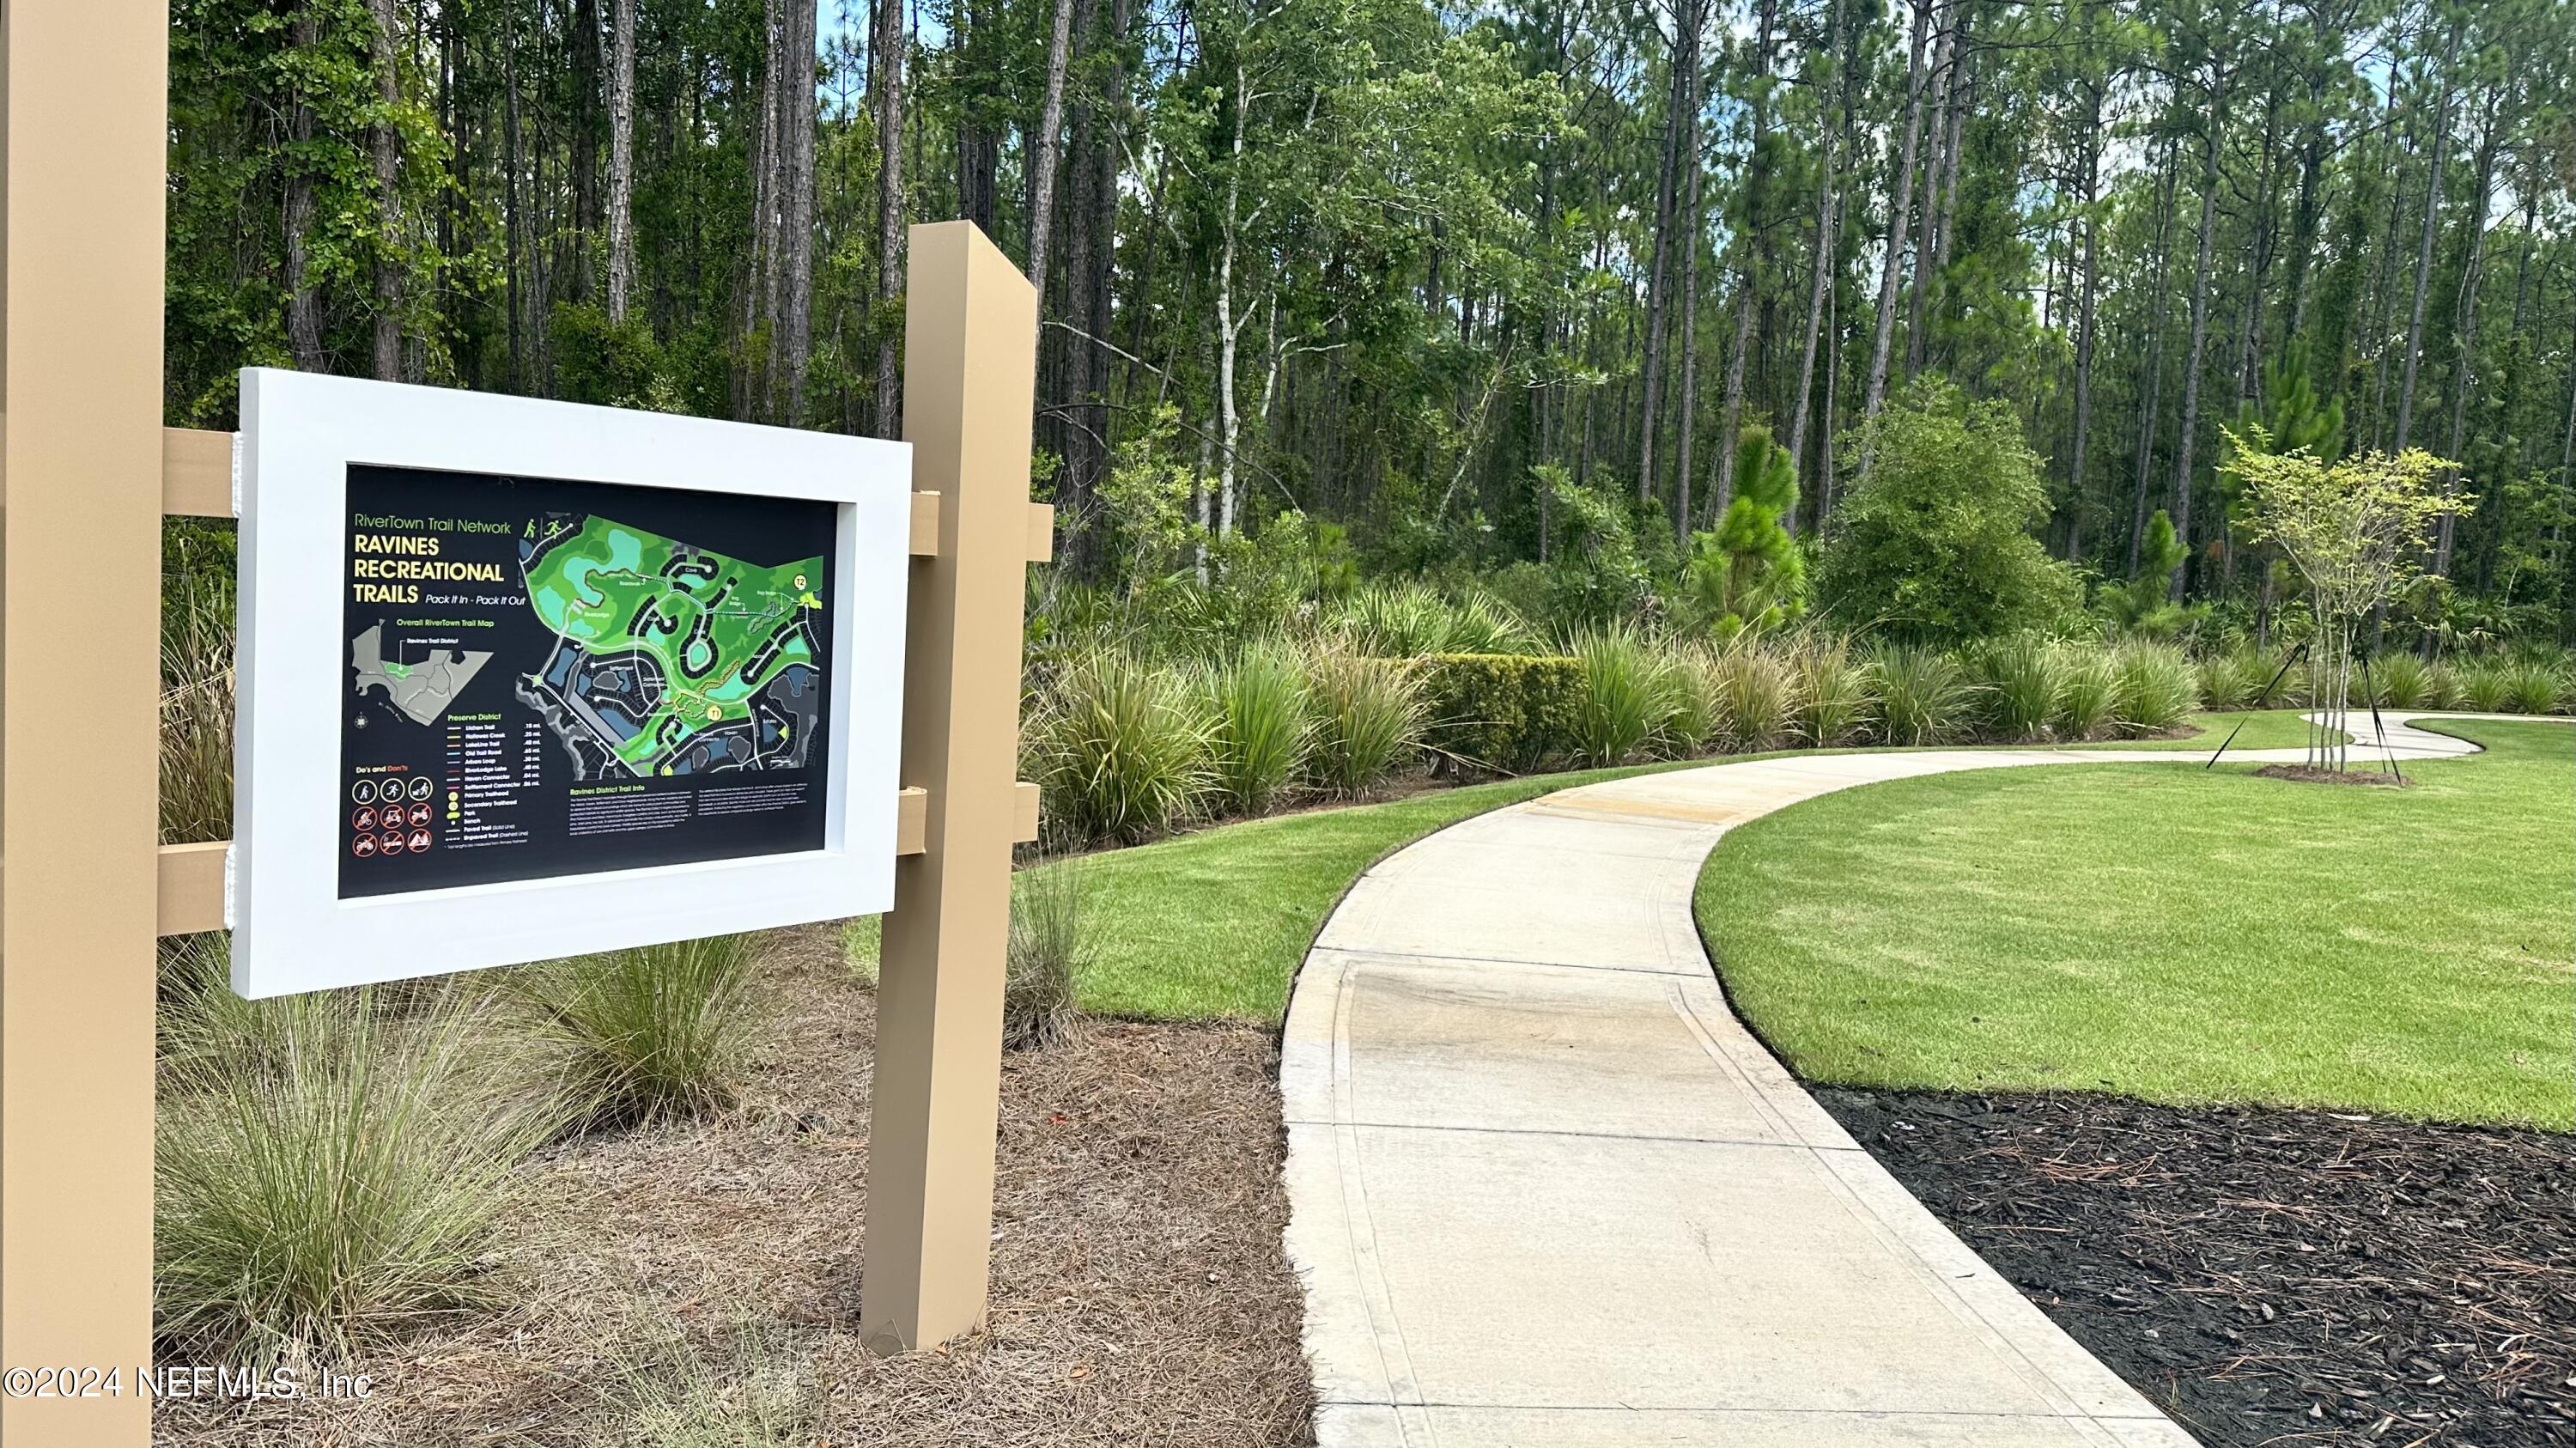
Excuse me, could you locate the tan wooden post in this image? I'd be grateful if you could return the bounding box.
[860,221,1037,1354]
[0,2,167,1441]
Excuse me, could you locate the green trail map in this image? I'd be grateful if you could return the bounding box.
[513,512,827,781]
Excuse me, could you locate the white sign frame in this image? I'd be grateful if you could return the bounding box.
[232,368,910,998]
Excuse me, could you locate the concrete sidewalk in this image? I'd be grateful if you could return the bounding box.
[1279,714,2511,1447]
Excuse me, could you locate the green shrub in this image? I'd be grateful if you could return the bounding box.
[1965,634,2062,743]
[1417,652,1585,773]
[1005,864,1088,1050]
[156,946,556,1365]
[1303,644,1427,794]
[2050,643,2119,741]
[1812,379,2083,647]
[1200,641,1313,813]
[518,933,767,1122]
[2110,641,2197,736]
[1785,636,1872,746]
[1569,624,1687,764]
[1706,643,1799,752]
[2456,659,2512,712]
[1868,644,1971,745]
[1030,648,1214,842]
[2502,654,2569,715]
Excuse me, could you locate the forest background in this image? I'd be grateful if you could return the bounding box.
[165,0,2576,647]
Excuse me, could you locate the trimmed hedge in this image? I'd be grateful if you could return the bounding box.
[1418,652,1586,774]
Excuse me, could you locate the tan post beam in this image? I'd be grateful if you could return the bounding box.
[1,2,167,1441]
[860,221,1036,1354]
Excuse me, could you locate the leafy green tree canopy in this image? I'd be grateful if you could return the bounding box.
[1815,380,2081,647]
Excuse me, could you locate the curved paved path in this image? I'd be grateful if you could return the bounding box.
[1281,714,2530,1448]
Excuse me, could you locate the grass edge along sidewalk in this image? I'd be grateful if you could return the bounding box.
[1696,718,2574,1129]
[850,708,2342,1024]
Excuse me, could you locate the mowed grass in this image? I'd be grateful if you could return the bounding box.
[1696,720,2575,1128]
[2084,708,2343,752]
[1035,760,1731,1020]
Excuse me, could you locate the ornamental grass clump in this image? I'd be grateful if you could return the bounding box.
[1200,640,1313,815]
[519,932,767,1123]
[1302,643,1425,794]
[2372,650,2436,709]
[1031,647,1214,843]
[2456,658,2512,712]
[1005,863,1089,1050]
[156,944,558,1366]
[1868,644,1971,745]
[1966,634,2062,742]
[2502,654,2570,715]
[1785,636,1872,747]
[2109,641,2197,736]
[2191,647,2257,711]
[2050,643,2118,740]
[1664,645,1723,756]
[161,575,236,845]
[1569,624,1687,764]
[1706,642,1798,752]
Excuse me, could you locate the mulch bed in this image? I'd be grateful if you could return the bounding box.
[1815,1086,2576,1446]
[157,922,1313,1447]
[2254,764,2413,787]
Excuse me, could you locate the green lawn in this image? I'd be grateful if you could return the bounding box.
[2081,708,2342,752]
[1042,759,1733,1020]
[1695,720,2575,1128]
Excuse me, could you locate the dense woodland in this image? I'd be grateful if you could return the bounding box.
[168,0,2576,642]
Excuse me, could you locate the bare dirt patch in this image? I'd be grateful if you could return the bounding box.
[156,923,1312,1447]
[1817,1086,2576,1447]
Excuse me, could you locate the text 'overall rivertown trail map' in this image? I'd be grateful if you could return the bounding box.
[511,513,826,781]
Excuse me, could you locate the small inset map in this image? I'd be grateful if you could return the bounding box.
[511,512,825,781]
[350,624,495,727]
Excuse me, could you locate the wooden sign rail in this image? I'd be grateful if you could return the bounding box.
[2,2,1048,1435]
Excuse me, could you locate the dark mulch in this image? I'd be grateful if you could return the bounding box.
[2254,764,2413,787]
[157,923,1312,1447]
[1816,1087,2576,1447]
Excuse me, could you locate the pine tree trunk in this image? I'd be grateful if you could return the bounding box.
[1674,85,1704,544]
[2394,33,2457,453]
[1636,0,1701,505]
[1025,0,1078,302]
[2125,138,2178,577]
[1783,0,1840,508]
[772,0,819,420]
[1856,0,1931,477]
[1711,0,1777,526]
[2166,67,2227,600]
[1903,0,1955,380]
[872,0,908,438]
[284,3,328,373]
[607,0,638,322]
[2066,108,2100,563]
[2434,85,2501,575]
[366,0,404,380]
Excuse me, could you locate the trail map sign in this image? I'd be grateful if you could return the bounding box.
[234,368,910,997]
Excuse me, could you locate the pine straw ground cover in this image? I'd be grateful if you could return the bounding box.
[155,922,1310,1447]
[1820,1087,2576,1447]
